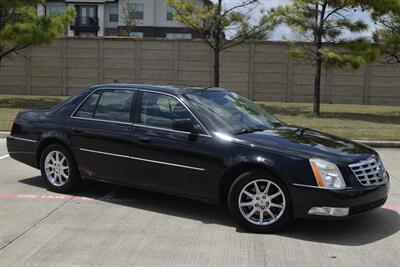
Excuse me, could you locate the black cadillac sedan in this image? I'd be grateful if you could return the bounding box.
[7,84,389,233]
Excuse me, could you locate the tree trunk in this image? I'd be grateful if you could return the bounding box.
[213,49,220,87]
[211,0,222,88]
[312,3,326,116]
[313,58,322,116]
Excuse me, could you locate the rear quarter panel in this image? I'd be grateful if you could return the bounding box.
[7,92,89,168]
[7,110,68,169]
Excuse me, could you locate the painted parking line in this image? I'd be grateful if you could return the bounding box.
[0,154,9,160]
[0,194,95,202]
[0,193,136,204]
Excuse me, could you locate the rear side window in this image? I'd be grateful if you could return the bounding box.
[74,90,135,123]
[94,90,134,122]
[75,92,100,118]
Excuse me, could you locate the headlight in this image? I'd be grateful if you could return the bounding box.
[378,158,389,182]
[309,158,346,189]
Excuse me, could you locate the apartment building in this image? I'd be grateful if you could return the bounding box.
[37,0,207,38]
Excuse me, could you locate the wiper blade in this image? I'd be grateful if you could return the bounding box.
[272,122,284,128]
[233,128,267,135]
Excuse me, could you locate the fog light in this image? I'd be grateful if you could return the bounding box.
[308,207,349,217]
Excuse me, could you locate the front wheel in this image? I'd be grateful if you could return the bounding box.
[228,171,291,233]
[40,144,81,193]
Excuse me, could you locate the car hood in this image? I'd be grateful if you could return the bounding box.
[234,126,376,164]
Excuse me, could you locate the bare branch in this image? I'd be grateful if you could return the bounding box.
[323,5,348,22]
[221,0,258,16]
[171,7,202,30]
[0,45,28,63]
[220,23,270,50]
[170,6,216,49]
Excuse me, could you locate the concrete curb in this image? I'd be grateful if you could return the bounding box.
[0,132,8,139]
[354,140,400,148]
[1,131,398,148]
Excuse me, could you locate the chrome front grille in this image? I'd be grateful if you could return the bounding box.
[349,157,388,186]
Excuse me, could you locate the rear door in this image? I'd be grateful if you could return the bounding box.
[68,88,137,184]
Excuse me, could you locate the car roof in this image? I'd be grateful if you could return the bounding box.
[90,83,229,95]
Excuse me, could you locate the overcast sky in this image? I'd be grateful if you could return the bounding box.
[212,0,376,40]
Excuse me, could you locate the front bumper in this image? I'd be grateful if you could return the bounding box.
[290,181,389,219]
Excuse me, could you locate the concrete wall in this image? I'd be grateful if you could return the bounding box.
[0,37,399,105]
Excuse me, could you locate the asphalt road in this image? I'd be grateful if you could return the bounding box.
[0,138,399,266]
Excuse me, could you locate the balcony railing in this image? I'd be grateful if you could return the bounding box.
[70,16,100,32]
[74,16,99,27]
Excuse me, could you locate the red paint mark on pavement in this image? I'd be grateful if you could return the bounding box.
[383,205,400,213]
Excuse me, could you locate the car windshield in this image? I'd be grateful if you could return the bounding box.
[184,91,284,135]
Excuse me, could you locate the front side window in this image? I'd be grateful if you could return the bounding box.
[140,92,195,130]
[75,90,135,123]
[184,91,284,134]
[75,92,100,118]
[109,5,119,22]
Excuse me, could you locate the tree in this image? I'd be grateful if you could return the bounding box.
[237,19,273,41]
[270,0,399,115]
[373,11,400,64]
[0,0,75,66]
[167,0,276,87]
[120,3,137,37]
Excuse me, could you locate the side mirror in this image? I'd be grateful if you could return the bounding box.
[172,118,199,133]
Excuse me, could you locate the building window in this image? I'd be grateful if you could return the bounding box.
[129,32,144,38]
[166,33,192,40]
[109,5,118,22]
[167,6,174,21]
[48,5,65,15]
[128,3,144,20]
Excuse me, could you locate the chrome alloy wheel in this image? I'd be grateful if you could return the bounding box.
[44,151,70,187]
[238,179,286,225]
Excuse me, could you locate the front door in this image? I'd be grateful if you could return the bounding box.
[131,91,220,200]
[68,89,137,184]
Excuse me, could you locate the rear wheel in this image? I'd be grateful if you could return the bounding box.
[228,171,291,233]
[40,144,80,193]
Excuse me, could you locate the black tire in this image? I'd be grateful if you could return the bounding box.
[40,144,81,193]
[227,171,292,233]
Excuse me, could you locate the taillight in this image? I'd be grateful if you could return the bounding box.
[10,111,20,134]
